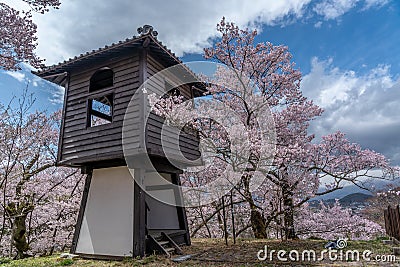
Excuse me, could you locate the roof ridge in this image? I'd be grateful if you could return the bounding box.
[36,34,147,74]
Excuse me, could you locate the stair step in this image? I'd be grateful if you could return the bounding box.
[146,232,184,256]
[165,247,175,253]
[159,241,169,246]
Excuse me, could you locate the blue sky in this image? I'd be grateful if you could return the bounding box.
[182,1,400,77]
[1,0,400,164]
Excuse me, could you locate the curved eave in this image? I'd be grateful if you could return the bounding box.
[32,34,206,92]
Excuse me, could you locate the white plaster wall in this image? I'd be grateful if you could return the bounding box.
[75,166,134,256]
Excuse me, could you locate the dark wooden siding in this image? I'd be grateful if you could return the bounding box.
[59,51,200,166]
[60,53,140,165]
[145,54,201,162]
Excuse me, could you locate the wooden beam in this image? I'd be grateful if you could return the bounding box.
[172,173,191,246]
[89,109,112,122]
[56,73,70,165]
[86,98,92,128]
[80,166,93,174]
[138,47,148,151]
[143,37,151,48]
[133,168,146,257]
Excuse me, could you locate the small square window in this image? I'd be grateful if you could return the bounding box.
[88,94,113,127]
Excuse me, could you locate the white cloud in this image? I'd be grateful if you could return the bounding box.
[364,0,390,8]
[0,0,356,66]
[301,57,400,164]
[48,86,65,105]
[1,0,390,66]
[4,71,26,83]
[314,21,323,28]
[313,0,389,20]
[302,57,395,108]
[314,0,358,20]
[26,0,314,64]
[2,63,43,85]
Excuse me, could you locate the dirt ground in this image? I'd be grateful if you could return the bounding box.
[177,238,399,266]
[2,238,399,266]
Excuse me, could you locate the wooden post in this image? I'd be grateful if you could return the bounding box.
[384,205,400,241]
[138,47,148,151]
[56,73,69,164]
[222,196,228,246]
[133,168,146,257]
[230,190,236,244]
[396,205,400,240]
[173,173,191,245]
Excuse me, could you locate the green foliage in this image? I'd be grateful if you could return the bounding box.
[0,256,54,267]
[58,259,74,266]
[0,258,11,264]
[121,254,158,266]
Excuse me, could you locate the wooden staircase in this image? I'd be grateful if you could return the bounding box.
[146,232,183,257]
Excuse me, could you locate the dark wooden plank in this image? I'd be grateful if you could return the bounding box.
[146,123,199,147]
[63,133,123,148]
[65,109,86,119]
[63,118,85,128]
[63,139,122,155]
[63,120,123,134]
[147,54,192,99]
[63,124,123,139]
[60,151,126,167]
[133,168,146,257]
[63,147,124,163]
[65,102,87,113]
[137,47,148,152]
[172,174,190,245]
[69,55,139,86]
[68,70,139,102]
[57,74,70,164]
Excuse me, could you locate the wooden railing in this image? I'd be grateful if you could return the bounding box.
[384,205,400,240]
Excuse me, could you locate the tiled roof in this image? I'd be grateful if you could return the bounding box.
[32,29,205,94]
[33,33,183,78]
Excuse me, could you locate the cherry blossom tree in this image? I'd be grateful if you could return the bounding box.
[149,18,395,240]
[0,0,60,70]
[296,200,384,240]
[0,90,83,258]
[261,131,394,239]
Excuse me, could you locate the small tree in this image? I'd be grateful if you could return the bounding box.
[0,90,83,258]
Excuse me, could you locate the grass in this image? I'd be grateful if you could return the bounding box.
[0,238,396,267]
[0,256,74,267]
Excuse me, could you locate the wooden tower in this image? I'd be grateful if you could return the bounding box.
[33,25,202,259]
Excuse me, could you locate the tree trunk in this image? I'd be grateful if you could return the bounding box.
[242,174,268,238]
[12,214,29,259]
[282,185,298,240]
[5,201,33,259]
[250,207,268,238]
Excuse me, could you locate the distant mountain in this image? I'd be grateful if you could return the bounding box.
[339,192,373,205]
[312,178,400,201]
[312,184,373,201]
[308,192,373,208]
[308,178,400,209]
